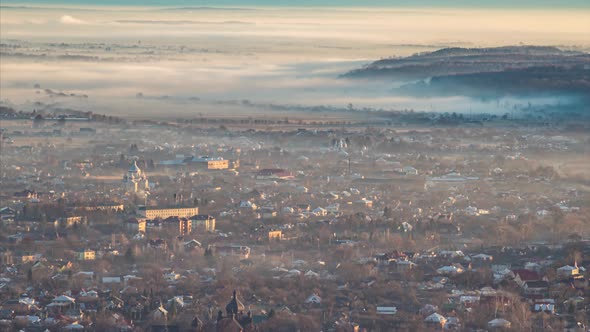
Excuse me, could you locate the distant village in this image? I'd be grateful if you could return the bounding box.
[0,108,589,332]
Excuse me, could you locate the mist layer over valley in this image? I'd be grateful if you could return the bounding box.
[1,5,589,119]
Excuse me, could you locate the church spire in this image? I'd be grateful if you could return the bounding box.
[226,289,239,317]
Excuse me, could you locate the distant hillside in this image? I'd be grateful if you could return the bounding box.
[399,66,590,98]
[342,46,589,81]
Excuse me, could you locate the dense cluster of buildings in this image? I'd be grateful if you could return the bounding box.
[0,112,588,331]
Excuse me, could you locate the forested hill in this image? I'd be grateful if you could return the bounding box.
[342,46,590,81]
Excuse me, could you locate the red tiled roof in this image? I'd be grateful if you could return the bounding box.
[513,269,540,281]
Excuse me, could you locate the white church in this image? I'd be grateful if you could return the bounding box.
[123,161,149,193]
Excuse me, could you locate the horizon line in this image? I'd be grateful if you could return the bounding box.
[2,1,590,10]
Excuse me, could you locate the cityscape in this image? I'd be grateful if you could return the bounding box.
[0,1,589,331]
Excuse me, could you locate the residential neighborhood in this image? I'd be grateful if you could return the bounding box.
[0,106,588,331]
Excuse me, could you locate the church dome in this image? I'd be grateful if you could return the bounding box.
[123,161,148,193]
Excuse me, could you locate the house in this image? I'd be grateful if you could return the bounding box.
[14,315,42,327]
[239,201,257,210]
[255,169,293,180]
[168,296,186,309]
[78,290,99,300]
[376,306,397,315]
[133,232,145,240]
[158,157,186,167]
[396,260,417,273]
[268,230,282,241]
[533,299,555,313]
[190,215,216,232]
[159,216,191,236]
[488,318,511,329]
[187,156,229,170]
[354,198,373,208]
[459,295,480,308]
[52,273,69,283]
[123,274,143,286]
[305,294,322,305]
[125,218,146,233]
[31,260,50,274]
[296,204,311,212]
[424,313,446,327]
[471,253,493,267]
[73,272,95,284]
[402,166,418,175]
[271,267,288,274]
[399,221,413,233]
[465,206,480,216]
[2,299,35,313]
[326,203,340,214]
[214,245,251,259]
[79,127,96,134]
[0,251,12,265]
[327,192,339,200]
[295,185,308,193]
[444,317,460,330]
[74,249,95,261]
[184,239,202,251]
[14,252,36,264]
[102,276,122,284]
[564,320,586,332]
[149,306,168,321]
[148,239,167,250]
[78,203,124,212]
[524,280,549,296]
[164,272,180,283]
[419,304,438,316]
[120,285,139,296]
[287,269,301,277]
[64,308,84,321]
[524,262,542,272]
[361,277,377,288]
[557,264,580,277]
[0,207,16,222]
[50,295,76,308]
[61,216,87,228]
[246,189,266,200]
[8,234,24,245]
[312,207,327,217]
[375,251,408,265]
[437,264,464,275]
[260,208,277,219]
[14,189,37,199]
[513,269,541,287]
[0,308,14,320]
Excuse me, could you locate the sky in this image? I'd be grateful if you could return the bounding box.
[4,0,590,8]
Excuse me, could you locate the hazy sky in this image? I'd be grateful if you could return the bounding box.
[4,0,590,8]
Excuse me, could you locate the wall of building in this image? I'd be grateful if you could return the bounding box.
[139,207,199,219]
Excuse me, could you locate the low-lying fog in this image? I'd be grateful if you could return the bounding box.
[1,5,589,118]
